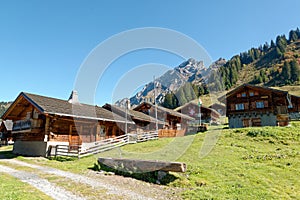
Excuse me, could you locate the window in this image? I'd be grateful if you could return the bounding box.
[237,93,247,98]
[100,125,106,137]
[235,103,244,110]
[256,101,264,108]
[249,91,254,96]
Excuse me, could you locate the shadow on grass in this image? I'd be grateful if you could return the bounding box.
[0,150,18,159]
[89,162,178,185]
[47,156,78,162]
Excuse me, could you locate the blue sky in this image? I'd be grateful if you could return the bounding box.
[0,0,300,105]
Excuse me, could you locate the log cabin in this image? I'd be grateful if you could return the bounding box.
[289,94,300,120]
[1,91,133,156]
[174,102,221,124]
[209,103,226,116]
[0,120,13,145]
[219,84,300,128]
[133,102,195,137]
[102,103,165,133]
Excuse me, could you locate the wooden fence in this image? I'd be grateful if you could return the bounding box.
[158,129,186,137]
[49,132,158,158]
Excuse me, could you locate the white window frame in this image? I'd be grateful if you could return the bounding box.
[235,103,244,110]
[256,101,264,109]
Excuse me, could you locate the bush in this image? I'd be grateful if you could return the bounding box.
[246,129,272,137]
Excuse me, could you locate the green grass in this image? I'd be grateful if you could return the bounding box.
[0,173,52,200]
[101,122,300,199]
[1,122,300,199]
[272,85,300,96]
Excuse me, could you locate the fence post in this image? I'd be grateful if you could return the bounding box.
[55,145,58,158]
[78,145,81,159]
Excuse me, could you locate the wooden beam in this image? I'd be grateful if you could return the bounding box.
[49,115,98,124]
[68,124,72,145]
[98,157,186,173]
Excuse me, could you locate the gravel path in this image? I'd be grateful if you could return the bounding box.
[1,159,156,200]
[0,164,86,200]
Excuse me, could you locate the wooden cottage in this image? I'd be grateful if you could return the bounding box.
[133,102,194,137]
[1,91,132,156]
[0,120,13,145]
[220,84,300,128]
[209,103,226,116]
[102,103,165,133]
[289,94,300,120]
[174,102,221,124]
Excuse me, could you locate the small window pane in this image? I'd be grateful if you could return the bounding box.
[256,101,264,108]
[235,103,244,110]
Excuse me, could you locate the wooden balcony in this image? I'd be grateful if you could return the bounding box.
[276,106,288,114]
[12,119,44,133]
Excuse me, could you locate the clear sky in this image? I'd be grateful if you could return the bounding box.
[0,0,300,105]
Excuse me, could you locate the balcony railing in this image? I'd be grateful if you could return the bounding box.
[277,106,288,114]
[12,119,43,132]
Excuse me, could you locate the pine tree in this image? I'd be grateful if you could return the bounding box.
[263,42,269,52]
[290,59,300,82]
[270,40,276,48]
[276,35,287,53]
[296,27,300,38]
[183,83,196,102]
[289,30,299,42]
[175,87,188,105]
[281,61,291,83]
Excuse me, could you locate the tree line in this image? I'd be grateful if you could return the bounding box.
[161,28,300,108]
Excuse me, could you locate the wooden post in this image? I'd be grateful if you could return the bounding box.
[96,124,100,141]
[79,125,83,145]
[112,126,116,137]
[45,117,50,142]
[69,124,72,146]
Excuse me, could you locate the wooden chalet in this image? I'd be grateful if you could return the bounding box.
[219,84,300,128]
[174,102,221,124]
[289,94,300,120]
[209,103,226,116]
[102,103,165,133]
[0,120,13,145]
[1,91,133,156]
[133,102,194,137]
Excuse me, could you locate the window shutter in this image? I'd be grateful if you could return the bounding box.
[231,104,235,111]
[264,101,268,108]
[251,102,256,109]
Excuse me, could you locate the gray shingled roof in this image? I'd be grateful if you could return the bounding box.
[174,102,221,117]
[133,102,195,121]
[103,104,165,125]
[23,92,132,123]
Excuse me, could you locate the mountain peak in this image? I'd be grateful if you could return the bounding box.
[115,58,213,107]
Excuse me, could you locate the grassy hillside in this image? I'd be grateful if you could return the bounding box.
[1,123,299,199]
[272,85,300,96]
[99,123,300,199]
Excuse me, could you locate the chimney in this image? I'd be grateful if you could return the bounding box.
[126,99,131,109]
[68,90,80,104]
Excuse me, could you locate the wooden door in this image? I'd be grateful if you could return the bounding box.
[69,125,81,151]
[242,119,250,127]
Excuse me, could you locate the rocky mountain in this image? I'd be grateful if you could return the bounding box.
[117,28,300,108]
[116,58,224,107]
